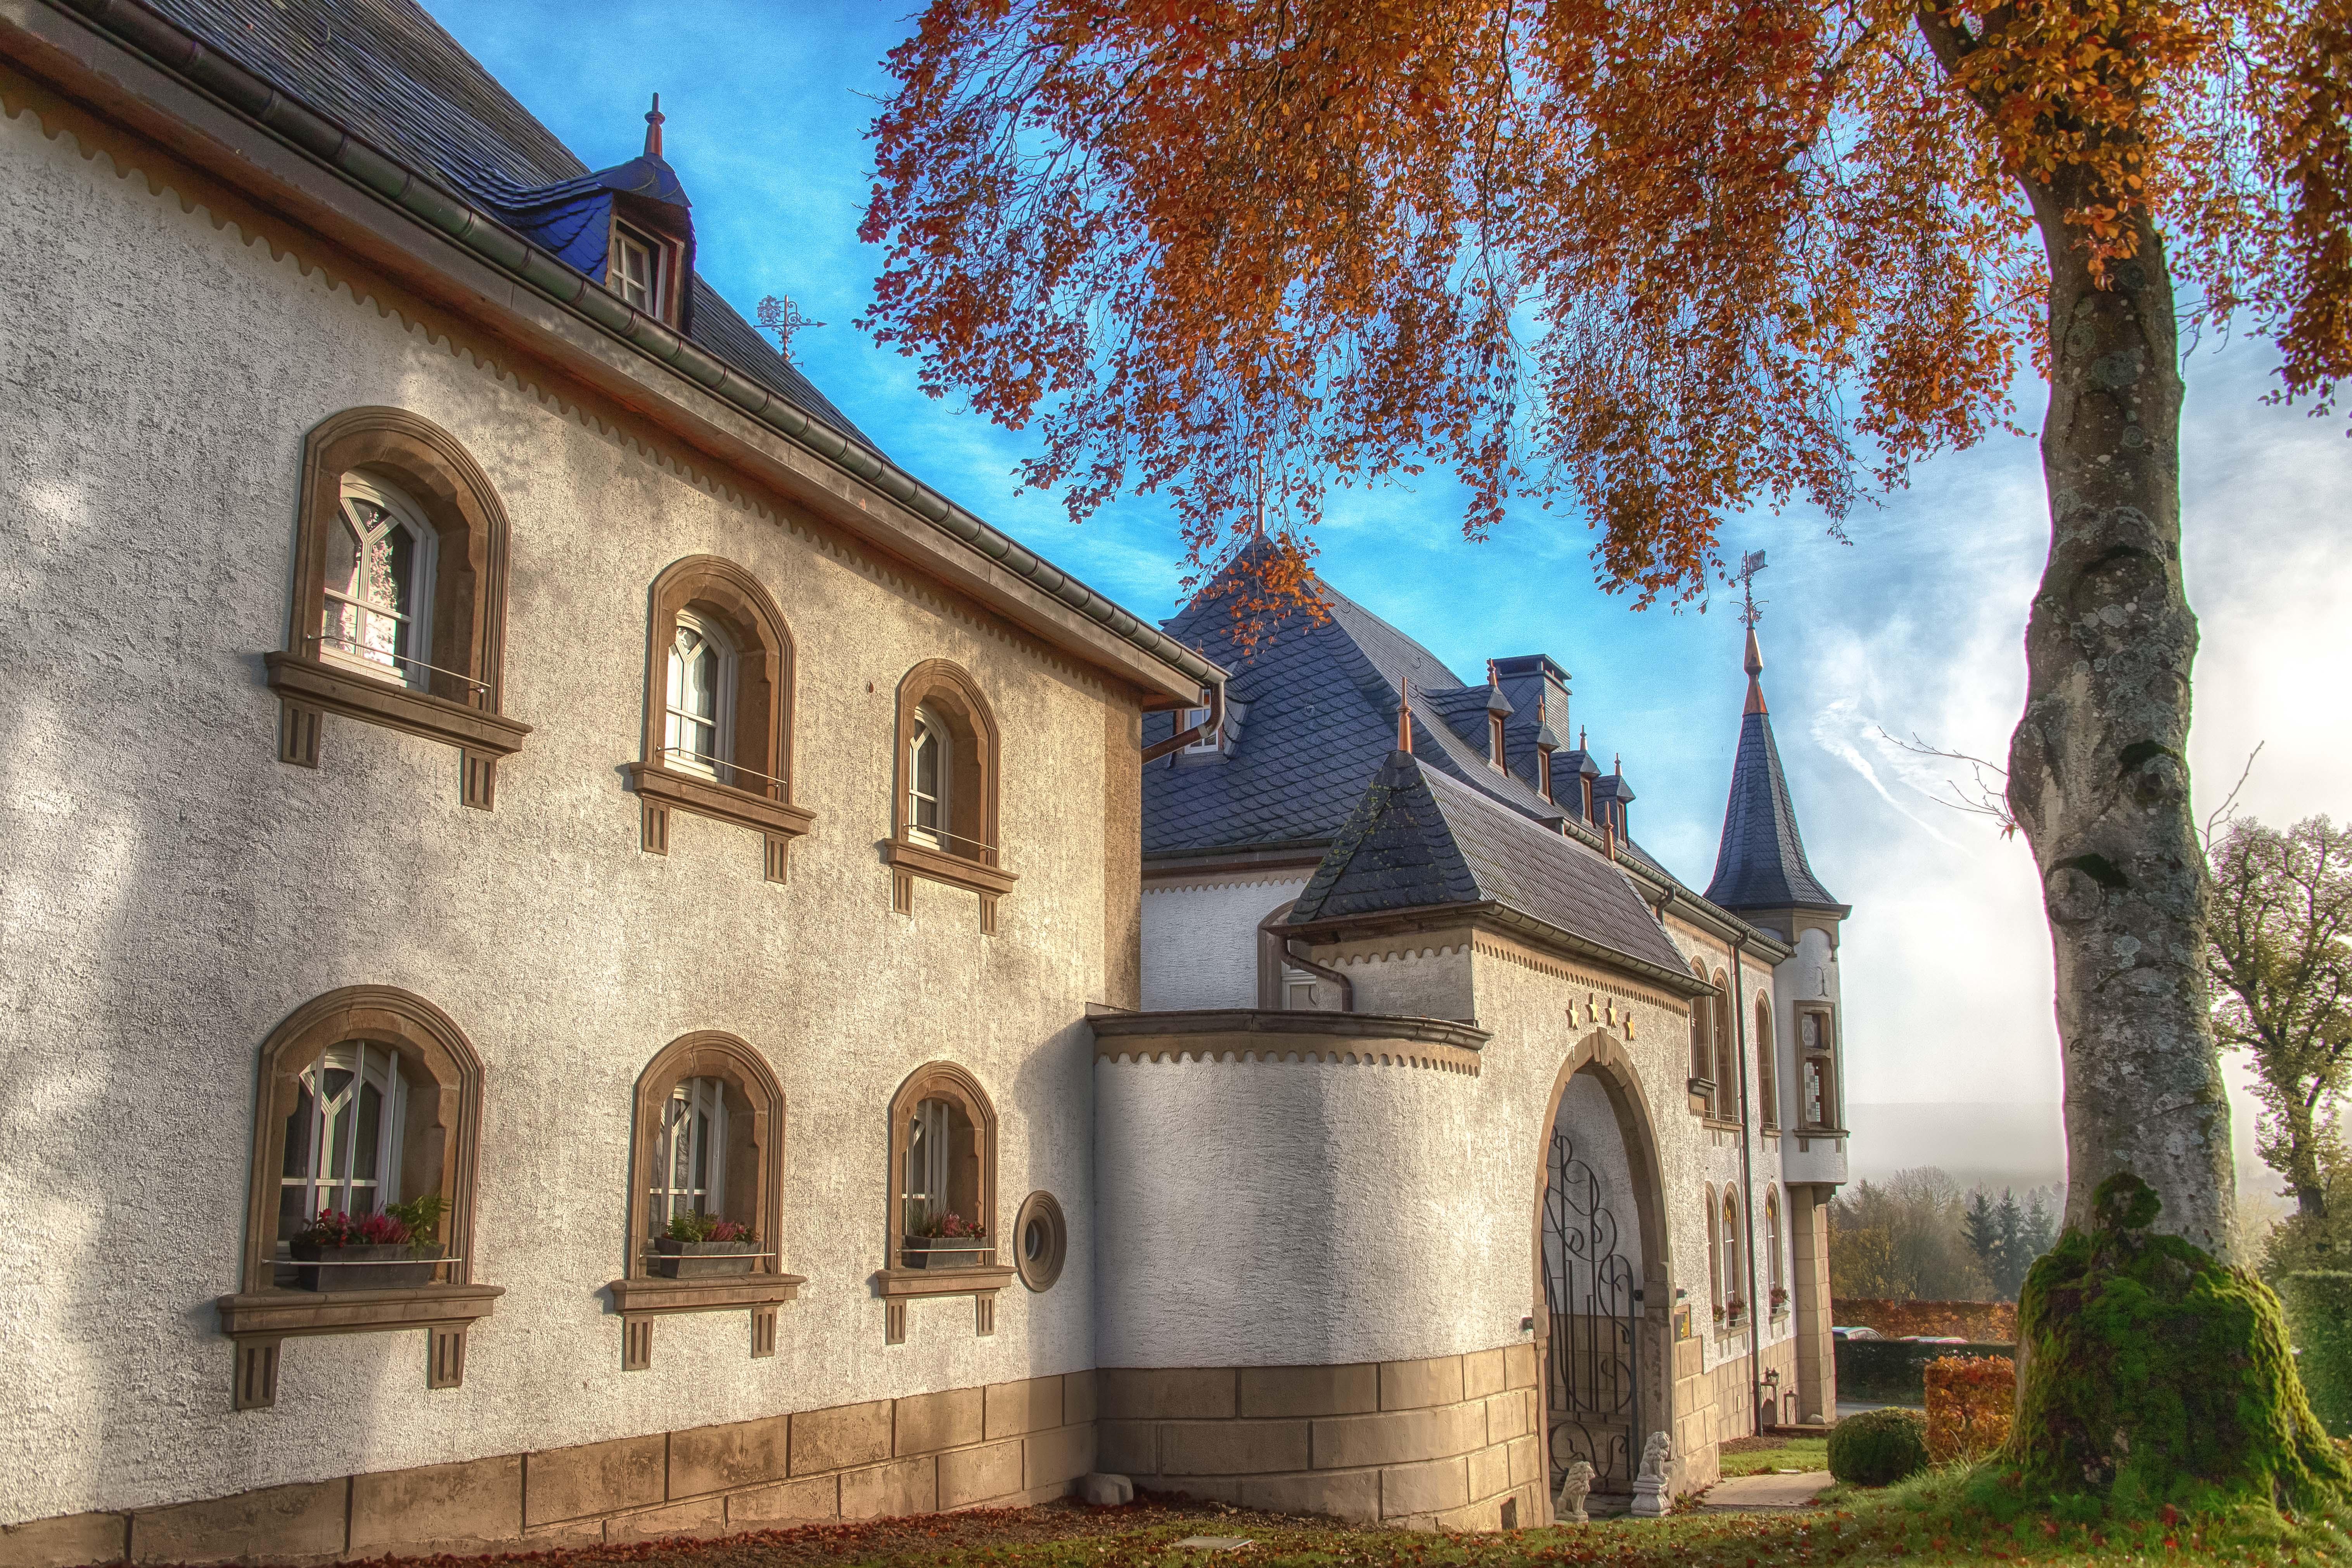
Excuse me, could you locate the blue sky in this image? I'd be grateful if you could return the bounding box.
[426,1,2352,1209]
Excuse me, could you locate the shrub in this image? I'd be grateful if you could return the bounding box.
[1828,1406,1931,1486]
[1924,1354,2016,1462]
[2281,1272,2352,1438]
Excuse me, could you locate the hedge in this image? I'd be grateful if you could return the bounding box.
[1924,1354,2015,1462]
[2281,1271,2352,1438]
[1835,1337,2014,1404]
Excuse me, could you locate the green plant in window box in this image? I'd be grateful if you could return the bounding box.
[903,1209,989,1269]
[653,1213,758,1279]
[289,1193,447,1292]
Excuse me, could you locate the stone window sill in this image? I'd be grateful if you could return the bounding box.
[266,652,530,808]
[216,1282,503,1409]
[877,1262,1017,1344]
[882,838,1018,933]
[606,1273,806,1371]
[626,761,815,882]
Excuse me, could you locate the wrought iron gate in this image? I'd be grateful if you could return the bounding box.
[1541,1119,1641,1494]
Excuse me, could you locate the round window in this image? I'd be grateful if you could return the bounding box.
[1012,1190,1066,1292]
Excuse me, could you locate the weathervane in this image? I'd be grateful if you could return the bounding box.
[1734,549,1769,629]
[756,294,825,363]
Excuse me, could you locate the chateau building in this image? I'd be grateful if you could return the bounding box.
[0,2,1848,1561]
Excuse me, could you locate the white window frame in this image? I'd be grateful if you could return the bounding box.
[1181,705,1221,755]
[664,610,737,781]
[280,1042,407,1238]
[903,1096,951,1231]
[907,705,951,849]
[650,1076,728,1231]
[321,475,437,690]
[609,223,663,316]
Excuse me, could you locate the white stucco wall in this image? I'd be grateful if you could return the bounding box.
[1137,876,1307,1010]
[1093,1048,1516,1367]
[0,102,1123,1523]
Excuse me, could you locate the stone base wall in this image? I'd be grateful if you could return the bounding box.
[1667,1335,1801,1494]
[0,1375,1099,1568]
[1098,1345,1545,1532]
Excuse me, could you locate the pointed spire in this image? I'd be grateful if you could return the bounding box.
[1744,627,1767,716]
[1397,677,1413,753]
[643,93,666,159]
[1707,628,1843,914]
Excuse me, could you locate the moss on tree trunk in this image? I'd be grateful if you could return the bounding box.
[2008,1175,2347,1515]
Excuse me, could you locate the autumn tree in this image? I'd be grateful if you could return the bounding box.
[2209,816,2352,1221]
[861,0,2352,1510]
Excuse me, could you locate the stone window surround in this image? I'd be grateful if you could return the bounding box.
[266,407,530,809]
[881,1061,1012,1343]
[218,986,500,1410]
[1794,1005,1844,1134]
[1684,958,1716,1113]
[885,659,1016,933]
[1709,969,1737,1119]
[626,555,813,882]
[1011,1190,1067,1293]
[609,1032,804,1371]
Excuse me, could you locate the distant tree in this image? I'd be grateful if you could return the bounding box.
[1962,1190,2001,1281]
[2208,816,2352,1221]
[1831,1170,1994,1302]
[2022,1190,2058,1262]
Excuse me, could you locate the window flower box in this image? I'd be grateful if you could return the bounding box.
[652,1238,758,1279]
[900,1235,993,1270]
[289,1241,442,1292]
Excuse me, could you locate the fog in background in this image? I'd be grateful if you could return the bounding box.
[426,1,2352,1229]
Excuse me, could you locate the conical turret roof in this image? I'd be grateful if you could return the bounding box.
[1704,632,1844,914]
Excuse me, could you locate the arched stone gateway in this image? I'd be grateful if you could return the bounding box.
[1530,1034,1671,1505]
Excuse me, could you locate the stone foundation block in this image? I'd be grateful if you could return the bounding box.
[1099,1368,1236,1420]
[894,1389,983,1457]
[1024,1421,1097,1490]
[1484,1389,1532,1442]
[984,1376,1064,1440]
[1063,1371,1098,1428]
[1462,1348,1505,1400]
[1379,1355,1465,1411]
[605,1499,723,1544]
[1157,1419,1309,1476]
[1466,1442,1510,1502]
[1098,1419,1157,1475]
[1236,1468,1380,1524]
[1143,1476,1240,1505]
[1312,1400,1484,1470]
[1505,1434,1541,1488]
[669,1415,789,1497]
[1238,1364,1377,1419]
[791,1400,892,1477]
[0,1513,127,1568]
[131,1480,348,1564]
[351,1454,522,1553]
[1502,1342,1538,1391]
[1380,1456,1469,1518]
[525,1435,665,1527]
[840,1457,936,1520]
[939,1440,1025,1509]
[727,1475,840,1526]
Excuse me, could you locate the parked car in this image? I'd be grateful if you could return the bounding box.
[1831,1325,1882,1341]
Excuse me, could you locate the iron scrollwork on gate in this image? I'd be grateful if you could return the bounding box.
[1541,1118,1641,1494]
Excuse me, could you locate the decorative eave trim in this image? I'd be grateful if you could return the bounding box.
[1285,901,1716,1000]
[1091,1008,1489,1074]
[18,0,1223,704]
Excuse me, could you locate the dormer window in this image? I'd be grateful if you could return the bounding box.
[1488,713,1507,772]
[607,221,678,322]
[1537,747,1555,803]
[1181,705,1221,754]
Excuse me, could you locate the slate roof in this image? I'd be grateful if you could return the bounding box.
[1143,544,1700,875]
[143,0,873,449]
[1288,751,1695,983]
[1705,693,1844,913]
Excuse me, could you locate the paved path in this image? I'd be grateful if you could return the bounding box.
[1699,1471,1833,1511]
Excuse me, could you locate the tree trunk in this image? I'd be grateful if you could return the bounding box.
[2004,190,2235,1254]
[2290,1088,2328,1220]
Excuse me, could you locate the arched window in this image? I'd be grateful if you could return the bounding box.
[887,660,1015,932]
[882,1061,1012,1342]
[321,475,436,690]
[611,1032,797,1371]
[630,556,809,882]
[1721,1191,1745,1323]
[1705,1183,1724,1316]
[1712,970,1737,1117]
[1688,959,1713,1089]
[225,987,492,1408]
[663,611,737,779]
[1755,996,1779,1129]
[1766,1188,1785,1312]
[271,408,525,807]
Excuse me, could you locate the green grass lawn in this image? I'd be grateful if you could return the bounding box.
[1718,1432,1831,1477]
[424,1467,2350,1568]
